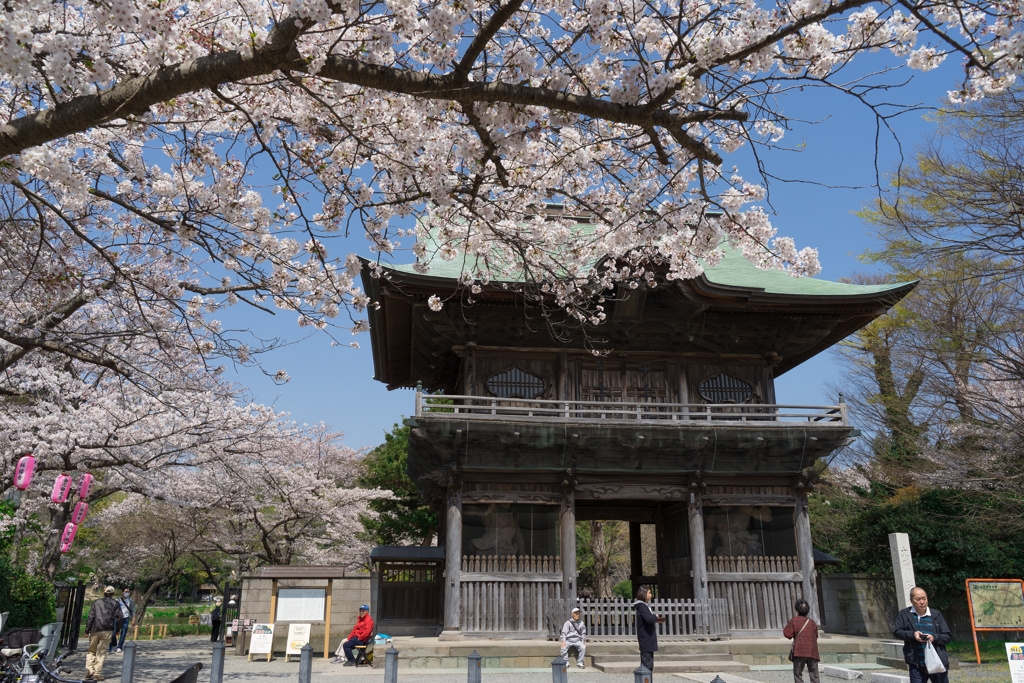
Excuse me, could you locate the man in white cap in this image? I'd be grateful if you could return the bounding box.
[84,586,122,680]
[560,607,587,669]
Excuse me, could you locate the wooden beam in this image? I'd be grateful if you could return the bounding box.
[460,573,561,582]
[688,496,708,602]
[462,491,562,504]
[793,495,820,623]
[443,485,462,635]
[700,494,796,506]
[629,522,643,584]
[706,572,802,582]
[576,484,688,501]
[560,487,577,604]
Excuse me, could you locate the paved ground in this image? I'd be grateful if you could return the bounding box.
[58,637,1012,683]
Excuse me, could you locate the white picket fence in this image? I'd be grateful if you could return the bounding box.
[546,598,729,640]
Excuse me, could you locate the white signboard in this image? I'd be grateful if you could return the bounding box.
[1007,643,1024,683]
[285,623,311,656]
[249,623,275,655]
[275,588,326,621]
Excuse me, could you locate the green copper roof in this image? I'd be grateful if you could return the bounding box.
[386,236,912,298]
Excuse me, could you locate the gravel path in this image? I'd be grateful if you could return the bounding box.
[54,637,1013,683]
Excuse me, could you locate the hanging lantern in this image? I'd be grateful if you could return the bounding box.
[59,523,77,553]
[13,454,35,491]
[78,473,93,500]
[51,474,73,504]
[71,501,89,525]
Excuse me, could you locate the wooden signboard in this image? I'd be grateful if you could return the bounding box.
[965,579,1024,664]
[248,623,275,662]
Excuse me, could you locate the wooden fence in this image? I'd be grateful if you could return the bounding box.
[707,555,804,634]
[460,554,562,635]
[546,598,729,641]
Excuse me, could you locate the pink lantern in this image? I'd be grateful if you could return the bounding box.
[51,474,72,504]
[71,501,89,525]
[59,523,77,553]
[78,472,93,500]
[13,454,35,491]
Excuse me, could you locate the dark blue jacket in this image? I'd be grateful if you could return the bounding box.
[893,606,951,669]
[635,600,658,653]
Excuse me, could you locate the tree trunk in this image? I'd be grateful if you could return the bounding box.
[134,578,167,627]
[38,504,72,582]
[590,520,611,598]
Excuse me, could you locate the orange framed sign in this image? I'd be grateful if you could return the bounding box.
[965,578,1024,664]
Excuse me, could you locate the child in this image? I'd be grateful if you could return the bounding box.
[783,599,819,683]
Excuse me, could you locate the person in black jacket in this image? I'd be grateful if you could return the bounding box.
[84,586,122,681]
[634,585,665,681]
[893,587,952,683]
[210,597,223,642]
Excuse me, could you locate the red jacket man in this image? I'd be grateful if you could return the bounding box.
[335,605,374,666]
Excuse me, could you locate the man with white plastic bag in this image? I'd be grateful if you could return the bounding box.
[893,587,952,683]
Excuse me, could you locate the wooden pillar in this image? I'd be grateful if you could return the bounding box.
[560,487,577,604]
[688,494,708,602]
[629,522,643,591]
[794,495,820,623]
[441,484,462,638]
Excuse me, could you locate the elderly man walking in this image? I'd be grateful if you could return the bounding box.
[894,587,952,683]
[85,586,121,681]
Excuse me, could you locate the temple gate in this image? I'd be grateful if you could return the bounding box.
[360,210,913,640]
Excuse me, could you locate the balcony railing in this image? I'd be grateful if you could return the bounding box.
[414,392,848,426]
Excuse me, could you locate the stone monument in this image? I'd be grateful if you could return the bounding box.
[888,532,916,609]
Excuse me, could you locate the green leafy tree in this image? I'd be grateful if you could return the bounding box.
[358,424,436,546]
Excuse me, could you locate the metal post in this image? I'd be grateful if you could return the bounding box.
[210,642,225,683]
[298,644,313,683]
[384,647,399,683]
[633,665,651,683]
[467,650,481,683]
[551,656,568,683]
[120,641,137,683]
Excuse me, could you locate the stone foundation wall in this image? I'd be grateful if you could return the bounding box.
[820,573,898,638]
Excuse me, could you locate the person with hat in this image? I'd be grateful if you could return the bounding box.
[210,596,224,642]
[84,586,122,680]
[560,607,588,669]
[335,605,374,665]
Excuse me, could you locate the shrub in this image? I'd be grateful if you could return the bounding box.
[167,624,212,637]
[613,580,633,599]
[0,557,55,628]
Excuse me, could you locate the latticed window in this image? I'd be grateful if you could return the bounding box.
[698,373,754,404]
[485,366,546,399]
[579,362,668,403]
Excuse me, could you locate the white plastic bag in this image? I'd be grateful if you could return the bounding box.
[924,641,946,674]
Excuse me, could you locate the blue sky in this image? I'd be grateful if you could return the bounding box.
[225,54,964,451]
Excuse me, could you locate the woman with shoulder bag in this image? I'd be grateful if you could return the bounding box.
[783,599,820,683]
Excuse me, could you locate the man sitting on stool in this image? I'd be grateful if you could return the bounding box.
[560,607,587,669]
[335,605,374,666]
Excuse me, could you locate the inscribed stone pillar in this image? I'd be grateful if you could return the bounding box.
[688,495,709,602]
[560,487,577,605]
[793,495,820,623]
[441,484,463,638]
[888,532,916,610]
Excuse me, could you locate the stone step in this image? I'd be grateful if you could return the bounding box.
[593,661,750,674]
[590,654,731,664]
[587,642,732,655]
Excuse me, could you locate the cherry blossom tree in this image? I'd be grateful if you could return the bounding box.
[3,0,1019,378]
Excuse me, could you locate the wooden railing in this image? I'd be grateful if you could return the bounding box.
[415,393,848,426]
[460,554,562,635]
[461,554,561,573]
[706,555,805,634]
[546,598,729,641]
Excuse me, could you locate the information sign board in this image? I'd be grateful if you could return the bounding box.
[1008,643,1024,683]
[285,623,311,659]
[965,579,1024,664]
[275,588,326,621]
[248,623,275,661]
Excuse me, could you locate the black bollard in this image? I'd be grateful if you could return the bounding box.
[120,641,137,683]
[633,665,652,683]
[710,677,727,683]
[384,646,399,683]
[298,644,313,683]
[551,656,568,683]
[210,642,226,683]
[467,650,482,683]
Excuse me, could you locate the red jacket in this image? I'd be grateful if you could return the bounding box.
[784,616,819,660]
[348,613,374,642]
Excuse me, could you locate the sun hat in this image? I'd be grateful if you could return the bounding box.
[104,586,116,594]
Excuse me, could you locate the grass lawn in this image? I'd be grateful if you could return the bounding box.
[948,639,1016,664]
